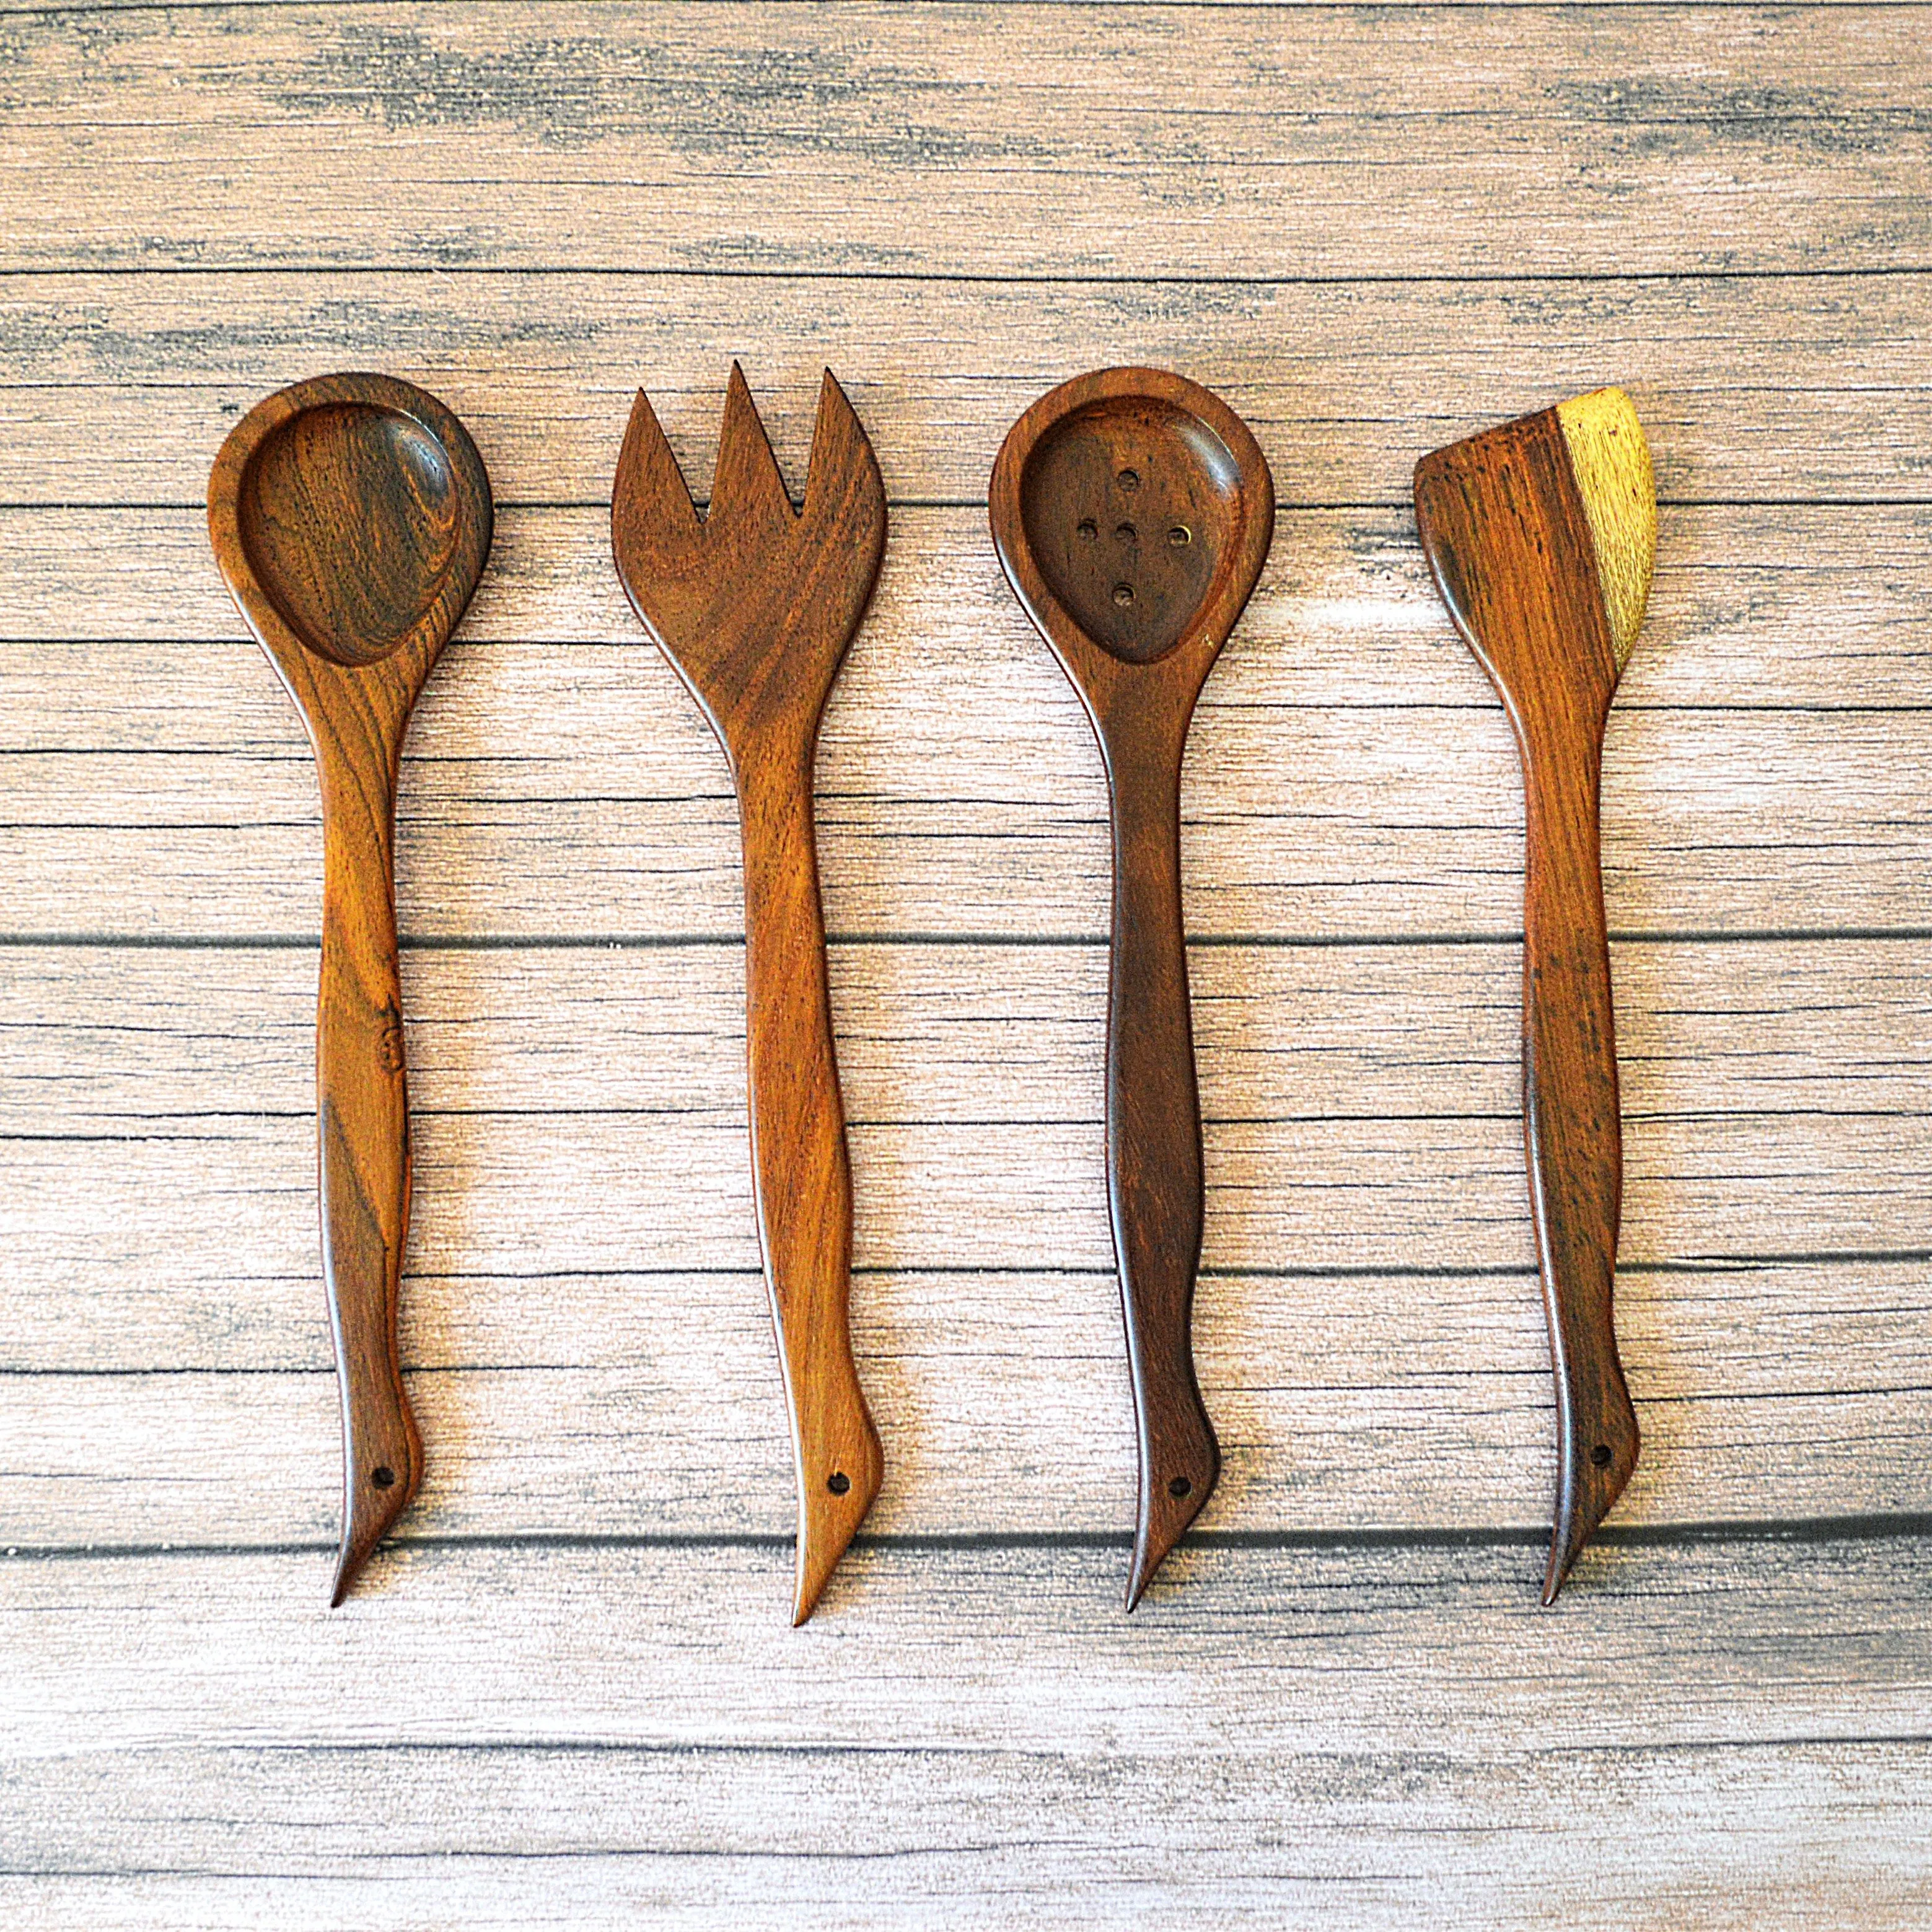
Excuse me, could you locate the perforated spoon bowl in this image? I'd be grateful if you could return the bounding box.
[209,372,493,1604]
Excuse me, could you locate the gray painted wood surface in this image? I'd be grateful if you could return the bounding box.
[2,4,1928,1925]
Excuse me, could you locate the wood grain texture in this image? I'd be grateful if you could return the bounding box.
[613,365,885,1620]
[4,1247,1929,1547]
[4,270,1930,509]
[5,941,1930,1305]
[1,1739,1927,1930]
[206,372,493,1602]
[10,939,1929,1148]
[9,507,1932,944]
[992,367,1275,1599]
[8,1539,1931,1753]
[5,6,1931,278]
[2,940,1926,1545]
[1557,388,1658,667]
[13,502,1931,706]
[6,0,1931,1918]
[14,1097,1926,1283]
[1416,398,1656,1594]
[1,1540,1930,1927]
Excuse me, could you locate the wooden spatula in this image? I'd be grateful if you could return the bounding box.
[611,364,885,1625]
[208,372,493,1604]
[1413,387,1656,1602]
[990,367,1275,1607]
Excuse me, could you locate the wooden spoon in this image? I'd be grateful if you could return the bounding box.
[990,367,1275,1607]
[208,372,493,1604]
[611,364,886,1625]
[1413,387,1656,1602]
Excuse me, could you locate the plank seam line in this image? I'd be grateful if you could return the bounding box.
[396,1252,1932,1279]
[16,697,1932,721]
[7,261,1932,288]
[7,1514,1930,1565]
[4,928,1928,951]
[5,1350,1927,1387]
[7,496,1931,515]
[7,1104,1928,1144]
[24,1100,1923,1124]
[35,1731,1932,1765]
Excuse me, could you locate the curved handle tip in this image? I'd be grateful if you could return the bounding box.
[328,1416,423,1607]
[1125,1417,1220,1612]
[1541,1390,1640,1605]
[791,1411,884,1625]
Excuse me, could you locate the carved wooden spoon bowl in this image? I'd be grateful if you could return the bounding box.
[1017,392,1252,667]
[991,367,1273,1607]
[209,372,493,1604]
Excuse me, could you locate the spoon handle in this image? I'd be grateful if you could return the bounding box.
[1519,722,1641,1603]
[737,734,883,1627]
[314,741,423,1606]
[1102,718,1221,1609]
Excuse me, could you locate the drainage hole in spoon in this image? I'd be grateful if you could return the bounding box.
[1115,522,1137,543]
[1169,524,1192,547]
[1118,468,1140,491]
[1077,518,1099,540]
[1112,583,1135,607]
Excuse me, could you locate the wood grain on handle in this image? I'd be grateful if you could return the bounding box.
[738,734,882,1625]
[1102,709,1219,1607]
[1413,390,1652,1599]
[315,736,422,1606]
[1521,716,1640,1601]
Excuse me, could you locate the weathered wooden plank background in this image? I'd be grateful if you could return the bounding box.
[2,4,1929,1926]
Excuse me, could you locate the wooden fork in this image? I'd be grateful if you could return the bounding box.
[611,365,886,1623]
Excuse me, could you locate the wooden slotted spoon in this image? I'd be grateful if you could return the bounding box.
[991,367,1275,1607]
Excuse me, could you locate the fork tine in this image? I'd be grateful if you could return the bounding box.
[612,387,701,576]
[802,367,885,533]
[709,361,796,550]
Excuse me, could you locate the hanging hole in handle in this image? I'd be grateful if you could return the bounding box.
[1112,582,1135,607]
[827,1471,851,1496]
[1589,1444,1613,1469]
[1169,1476,1192,1500]
[371,1465,397,1490]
